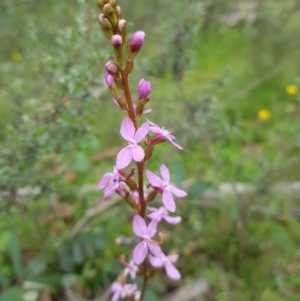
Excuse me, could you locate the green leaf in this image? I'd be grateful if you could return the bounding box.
[8,232,23,278]
[0,232,10,253]
[270,224,294,253]
[25,255,47,278]
[0,287,23,301]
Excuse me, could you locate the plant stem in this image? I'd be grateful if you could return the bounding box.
[121,69,137,127]
[139,262,149,301]
[120,47,148,300]
[137,161,146,217]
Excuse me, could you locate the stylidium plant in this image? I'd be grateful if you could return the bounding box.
[97,1,187,300]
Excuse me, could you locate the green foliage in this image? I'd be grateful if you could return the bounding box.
[0,0,300,300]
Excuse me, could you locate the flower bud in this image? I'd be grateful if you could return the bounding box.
[115,5,122,18]
[98,13,105,24]
[97,0,107,8]
[129,31,145,53]
[138,79,151,98]
[105,71,115,88]
[118,19,127,33]
[98,13,112,30]
[98,14,113,39]
[105,60,118,75]
[109,0,117,8]
[111,34,123,49]
[103,3,114,16]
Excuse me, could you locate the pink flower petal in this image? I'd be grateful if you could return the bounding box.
[111,291,121,301]
[103,184,118,198]
[111,282,122,301]
[133,241,148,265]
[149,126,161,134]
[147,220,157,237]
[162,190,176,212]
[111,282,121,292]
[120,117,135,140]
[168,254,179,263]
[160,164,170,183]
[131,145,145,162]
[133,215,147,237]
[134,121,149,143]
[98,173,110,189]
[164,215,181,224]
[148,243,162,256]
[146,170,163,187]
[167,137,183,150]
[143,108,152,114]
[149,255,163,268]
[116,146,133,169]
[165,262,181,281]
[170,185,187,197]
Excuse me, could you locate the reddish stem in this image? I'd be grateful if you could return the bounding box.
[137,161,146,217]
[121,69,136,127]
[120,57,148,301]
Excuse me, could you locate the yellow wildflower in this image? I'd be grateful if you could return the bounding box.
[286,85,298,95]
[258,109,271,121]
[12,52,22,62]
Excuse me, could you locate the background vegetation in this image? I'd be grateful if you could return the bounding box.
[0,0,300,300]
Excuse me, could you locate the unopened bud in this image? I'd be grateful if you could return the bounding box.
[98,14,113,39]
[103,3,114,16]
[109,0,117,8]
[98,13,105,24]
[105,60,118,75]
[115,5,122,18]
[146,188,157,203]
[129,31,145,53]
[118,19,127,33]
[138,78,151,98]
[97,0,107,8]
[111,34,123,49]
[105,71,115,88]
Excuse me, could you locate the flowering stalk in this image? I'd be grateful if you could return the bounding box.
[97,1,187,300]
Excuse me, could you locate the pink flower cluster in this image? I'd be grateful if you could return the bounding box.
[97,2,187,299]
[98,86,187,293]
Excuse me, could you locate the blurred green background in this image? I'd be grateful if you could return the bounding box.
[1,0,300,300]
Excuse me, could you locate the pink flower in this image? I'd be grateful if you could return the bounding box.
[138,79,151,98]
[132,215,161,265]
[149,251,181,281]
[105,71,115,88]
[110,282,138,301]
[147,120,183,150]
[129,31,145,53]
[146,164,187,212]
[98,166,123,198]
[124,260,139,279]
[116,117,149,170]
[147,206,181,224]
